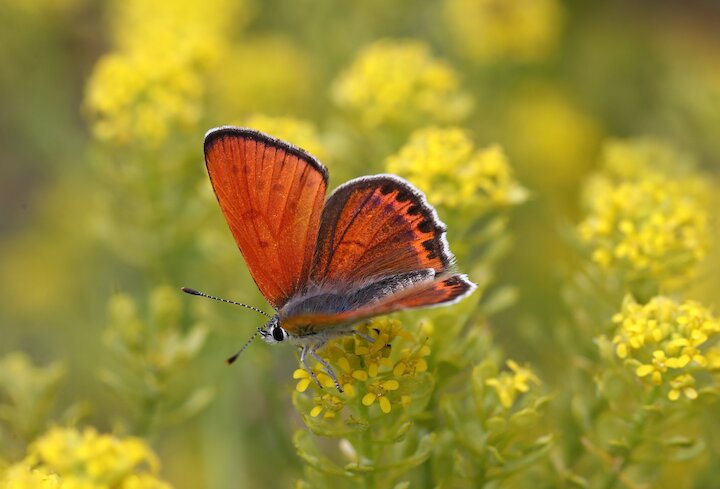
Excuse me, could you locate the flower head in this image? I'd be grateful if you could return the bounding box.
[84,0,240,145]
[1,427,171,488]
[578,140,711,289]
[386,127,527,211]
[444,0,564,63]
[485,360,541,409]
[293,318,433,420]
[612,295,720,401]
[668,374,698,401]
[332,40,471,128]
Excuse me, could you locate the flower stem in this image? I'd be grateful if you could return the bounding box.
[601,389,658,489]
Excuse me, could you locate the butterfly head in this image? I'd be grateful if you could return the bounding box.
[259,315,289,344]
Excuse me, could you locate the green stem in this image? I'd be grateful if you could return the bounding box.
[601,388,658,489]
[354,397,375,489]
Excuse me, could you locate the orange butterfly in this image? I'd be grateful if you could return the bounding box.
[184,127,476,391]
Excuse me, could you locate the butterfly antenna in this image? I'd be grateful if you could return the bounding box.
[180,287,272,318]
[225,329,263,365]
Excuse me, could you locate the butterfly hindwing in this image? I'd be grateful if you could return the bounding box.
[309,175,454,287]
[204,127,328,309]
[280,273,476,334]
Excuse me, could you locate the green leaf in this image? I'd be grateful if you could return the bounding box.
[510,408,538,429]
[481,286,518,316]
[293,430,357,477]
[668,437,705,462]
[486,416,507,436]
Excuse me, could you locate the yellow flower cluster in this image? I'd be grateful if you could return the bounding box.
[386,127,527,210]
[612,296,720,400]
[0,427,171,488]
[485,360,541,408]
[294,318,430,417]
[84,0,239,145]
[444,0,564,63]
[332,40,472,128]
[243,115,329,162]
[578,140,710,288]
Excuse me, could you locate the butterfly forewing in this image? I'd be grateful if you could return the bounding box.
[309,175,454,287]
[204,128,328,309]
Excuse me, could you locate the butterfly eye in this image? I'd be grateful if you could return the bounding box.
[272,327,285,342]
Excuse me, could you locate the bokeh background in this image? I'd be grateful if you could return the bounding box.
[1,0,720,487]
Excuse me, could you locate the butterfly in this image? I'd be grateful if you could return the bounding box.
[184,126,476,392]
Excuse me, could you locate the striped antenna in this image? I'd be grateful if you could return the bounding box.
[225,329,263,365]
[180,287,272,318]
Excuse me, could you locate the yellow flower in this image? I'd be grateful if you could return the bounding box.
[578,139,711,288]
[362,379,401,414]
[293,318,432,419]
[668,374,698,401]
[0,464,60,489]
[84,0,240,145]
[635,350,671,385]
[485,360,541,408]
[0,427,171,488]
[393,344,430,377]
[293,368,335,393]
[444,0,564,63]
[386,127,527,211]
[332,40,472,128]
[309,393,346,419]
[243,115,329,162]
[506,360,541,392]
[612,295,720,400]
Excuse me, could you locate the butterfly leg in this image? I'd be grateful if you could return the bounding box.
[353,330,376,344]
[354,328,391,349]
[299,344,323,389]
[310,343,343,393]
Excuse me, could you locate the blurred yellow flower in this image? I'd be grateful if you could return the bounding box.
[332,40,472,128]
[209,36,314,119]
[0,427,171,488]
[444,0,563,63]
[0,464,60,489]
[108,0,242,55]
[502,84,602,187]
[485,360,541,409]
[85,0,240,145]
[387,127,527,211]
[86,50,206,145]
[578,140,711,289]
[612,295,720,400]
[668,374,698,401]
[243,115,329,162]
